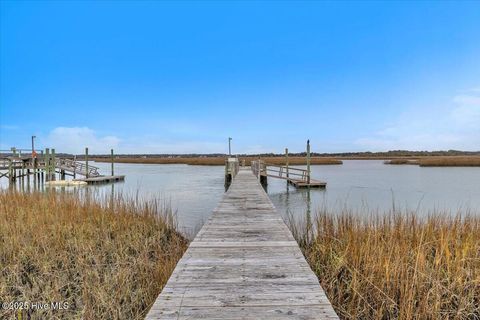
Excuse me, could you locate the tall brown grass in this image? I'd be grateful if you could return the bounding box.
[418,156,480,167]
[384,156,480,167]
[384,159,419,165]
[92,156,342,166]
[0,191,188,320]
[288,210,480,319]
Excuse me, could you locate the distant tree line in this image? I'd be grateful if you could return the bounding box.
[85,150,480,159]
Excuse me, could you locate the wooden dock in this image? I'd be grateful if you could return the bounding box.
[1,147,123,185]
[251,160,327,188]
[76,175,125,184]
[288,178,326,188]
[146,168,338,319]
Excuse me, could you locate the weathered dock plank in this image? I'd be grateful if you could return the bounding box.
[145,167,338,320]
[75,175,125,184]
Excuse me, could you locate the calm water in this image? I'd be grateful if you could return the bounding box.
[3,160,479,233]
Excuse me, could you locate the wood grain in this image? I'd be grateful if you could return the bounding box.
[145,168,338,319]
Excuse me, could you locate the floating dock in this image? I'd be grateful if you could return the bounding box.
[1,147,124,186]
[287,178,326,188]
[76,175,125,184]
[146,168,338,319]
[251,160,327,189]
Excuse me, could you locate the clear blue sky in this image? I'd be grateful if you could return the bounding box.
[1,1,479,154]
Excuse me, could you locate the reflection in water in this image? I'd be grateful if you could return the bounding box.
[2,160,480,234]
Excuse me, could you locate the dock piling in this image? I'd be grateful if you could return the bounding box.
[45,148,50,181]
[8,158,13,184]
[51,148,56,181]
[306,140,311,185]
[85,147,89,179]
[285,147,289,179]
[111,149,114,176]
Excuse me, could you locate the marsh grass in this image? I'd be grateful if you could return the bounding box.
[288,210,480,319]
[0,191,188,319]
[384,156,480,167]
[384,159,419,165]
[418,156,480,167]
[92,156,342,166]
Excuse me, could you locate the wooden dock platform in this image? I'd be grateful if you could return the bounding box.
[76,175,125,184]
[288,178,326,188]
[1,147,123,185]
[251,160,327,189]
[146,168,338,319]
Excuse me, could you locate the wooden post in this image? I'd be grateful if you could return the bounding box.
[40,149,44,182]
[45,148,50,181]
[111,149,114,176]
[257,159,261,181]
[259,160,268,187]
[32,155,36,184]
[51,148,56,181]
[85,147,89,179]
[72,155,76,179]
[306,140,311,185]
[39,149,42,180]
[8,159,13,184]
[31,134,36,185]
[306,188,312,243]
[285,148,289,179]
[11,147,17,183]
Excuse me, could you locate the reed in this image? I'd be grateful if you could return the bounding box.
[383,159,419,165]
[92,156,342,166]
[0,191,188,320]
[418,156,480,167]
[384,156,480,167]
[288,210,480,319]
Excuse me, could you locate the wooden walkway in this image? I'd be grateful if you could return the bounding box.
[146,168,338,319]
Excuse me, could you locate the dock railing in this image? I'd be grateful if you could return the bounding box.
[251,160,266,178]
[251,160,309,182]
[55,158,100,177]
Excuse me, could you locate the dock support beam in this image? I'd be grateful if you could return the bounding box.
[306,140,311,185]
[259,161,267,187]
[225,158,239,189]
[45,148,50,181]
[85,147,89,179]
[8,159,13,184]
[111,149,114,176]
[33,154,37,184]
[9,147,16,184]
[51,148,56,181]
[285,147,289,179]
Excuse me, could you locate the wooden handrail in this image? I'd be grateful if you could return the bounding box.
[55,158,100,176]
[264,163,307,172]
[251,160,309,182]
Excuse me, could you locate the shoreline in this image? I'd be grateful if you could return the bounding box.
[384,156,480,167]
[91,156,343,166]
[90,155,480,167]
